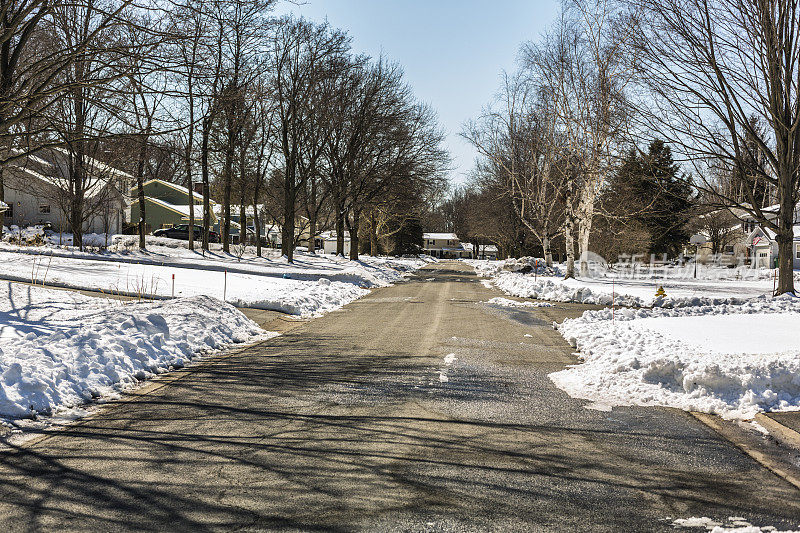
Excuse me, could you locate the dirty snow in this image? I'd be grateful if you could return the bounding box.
[486,297,554,308]
[672,516,799,532]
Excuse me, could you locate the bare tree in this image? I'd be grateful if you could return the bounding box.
[0,0,133,230]
[629,0,800,294]
[532,0,634,276]
[268,17,349,262]
[462,71,567,267]
[40,0,136,249]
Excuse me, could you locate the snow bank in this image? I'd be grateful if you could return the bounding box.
[673,516,800,532]
[0,248,431,317]
[2,225,110,247]
[225,277,370,316]
[490,271,646,306]
[0,282,265,419]
[550,294,800,420]
[484,269,776,308]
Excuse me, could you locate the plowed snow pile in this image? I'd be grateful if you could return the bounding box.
[550,294,800,419]
[0,282,265,419]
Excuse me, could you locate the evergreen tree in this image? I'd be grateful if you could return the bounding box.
[604,141,695,258]
[635,140,695,257]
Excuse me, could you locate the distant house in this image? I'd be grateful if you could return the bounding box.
[747,225,800,268]
[423,233,472,259]
[475,244,498,260]
[128,179,218,234]
[321,230,350,255]
[224,208,311,247]
[3,148,128,235]
[692,203,800,268]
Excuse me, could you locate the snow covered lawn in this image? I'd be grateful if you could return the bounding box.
[551,295,800,420]
[494,271,778,306]
[0,281,266,419]
[0,242,431,317]
[478,265,781,308]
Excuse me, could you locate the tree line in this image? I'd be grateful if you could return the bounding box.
[0,0,449,262]
[446,0,799,295]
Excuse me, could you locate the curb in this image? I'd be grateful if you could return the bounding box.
[755,413,800,452]
[692,412,800,492]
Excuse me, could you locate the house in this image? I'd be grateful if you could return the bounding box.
[693,203,800,267]
[423,233,472,259]
[129,179,218,234]
[2,148,128,235]
[747,225,800,268]
[321,230,350,255]
[475,244,499,260]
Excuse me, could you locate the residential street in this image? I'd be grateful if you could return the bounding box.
[0,261,798,531]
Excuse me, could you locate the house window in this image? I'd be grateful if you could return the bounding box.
[39,204,50,214]
[796,244,800,260]
[724,245,734,255]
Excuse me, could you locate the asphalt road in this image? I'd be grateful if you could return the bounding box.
[0,261,798,532]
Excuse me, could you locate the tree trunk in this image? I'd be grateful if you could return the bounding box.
[186,122,195,251]
[253,194,262,258]
[369,210,379,256]
[775,176,796,294]
[578,201,594,277]
[201,116,211,251]
[222,152,232,253]
[281,167,295,262]
[239,200,247,247]
[333,188,345,256]
[308,212,316,255]
[543,234,553,267]
[0,167,5,232]
[578,213,593,277]
[307,177,317,255]
[136,136,148,251]
[564,215,576,279]
[187,173,195,251]
[348,208,360,261]
[71,149,85,251]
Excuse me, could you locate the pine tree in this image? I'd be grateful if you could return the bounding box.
[605,141,695,258]
[636,140,695,257]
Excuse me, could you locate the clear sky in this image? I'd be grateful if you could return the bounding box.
[273,0,560,186]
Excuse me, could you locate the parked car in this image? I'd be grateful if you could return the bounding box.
[153,224,220,243]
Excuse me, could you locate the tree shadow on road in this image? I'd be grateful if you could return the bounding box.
[0,333,798,531]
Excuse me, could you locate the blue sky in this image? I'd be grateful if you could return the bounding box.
[274,0,560,186]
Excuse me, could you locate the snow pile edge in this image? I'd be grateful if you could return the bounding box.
[550,294,800,420]
[0,295,266,418]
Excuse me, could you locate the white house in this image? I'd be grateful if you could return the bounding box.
[475,244,499,260]
[746,225,800,268]
[422,233,472,259]
[692,203,800,268]
[321,230,351,255]
[3,148,128,235]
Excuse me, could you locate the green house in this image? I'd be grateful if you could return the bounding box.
[128,179,217,233]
